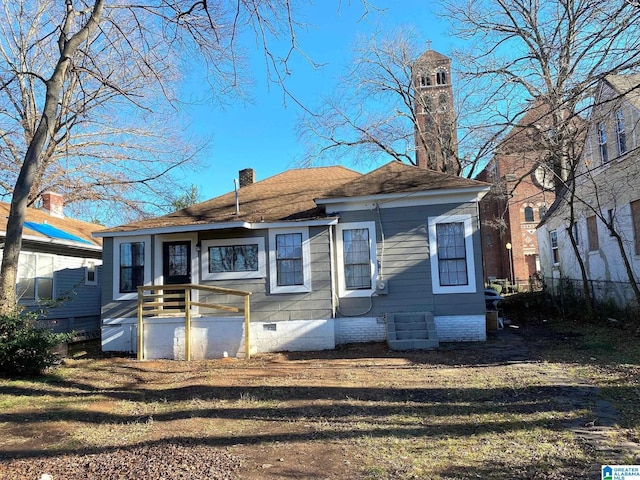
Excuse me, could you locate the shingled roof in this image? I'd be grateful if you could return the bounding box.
[0,202,102,249]
[98,166,362,234]
[322,161,488,199]
[98,162,489,235]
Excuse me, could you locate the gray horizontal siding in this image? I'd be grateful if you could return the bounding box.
[101,227,334,322]
[337,202,485,318]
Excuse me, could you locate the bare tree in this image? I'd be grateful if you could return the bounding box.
[0,0,336,313]
[441,0,640,186]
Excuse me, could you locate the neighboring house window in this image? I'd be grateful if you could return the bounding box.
[428,214,477,294]
[597,123,609,163]
[113,236,151,300]
[631,199,640,255]
[587,216,599,251]
[572,222,579,245]
[524,206,534,222]
[85,261,98,285]
[615,109,627,156]
[550,230,559,265]
[201,237,266,280]
[336,222,377,298]
[268,227,311,294]
[16,252,54,302]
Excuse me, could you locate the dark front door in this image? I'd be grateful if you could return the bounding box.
[163,241,191,309]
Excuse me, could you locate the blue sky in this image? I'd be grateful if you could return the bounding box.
[179,1,452,201]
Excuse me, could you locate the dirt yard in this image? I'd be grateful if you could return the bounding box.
[1,322,639,479]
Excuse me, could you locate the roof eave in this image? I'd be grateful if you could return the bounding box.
[93,217,340,238]
[315,185,490,206]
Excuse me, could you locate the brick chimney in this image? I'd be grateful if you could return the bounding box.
[239,168,255,188]
[41,191,64,218]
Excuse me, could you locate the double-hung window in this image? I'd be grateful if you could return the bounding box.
[597,123,609,164]
[428,214,476,294]
[113,236,151,300]
[615,109,627,156]
[269,228,311,294]
[85,260,98,285]
[201,237,265,280]
[16,252,54,302]
[550,230,560,264]
[336,222,377,297]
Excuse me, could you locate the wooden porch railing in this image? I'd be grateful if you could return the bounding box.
[136,284,252,361]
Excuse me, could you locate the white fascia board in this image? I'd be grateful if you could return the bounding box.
[316,187,490,214]
[93,218,339,239]
[246,218,338,229]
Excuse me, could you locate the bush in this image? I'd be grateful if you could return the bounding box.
[0,312,71,377]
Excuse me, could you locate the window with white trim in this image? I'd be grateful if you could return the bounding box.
[428,214,477,294]
[616,109,627,156]
[17,252,54,302]
[269,227,311,294]
[201,237,266,280]
[85,260,98,285]
[597,123,609,164]
[113,236,151,300]
[550,230,559,265]
[336,222,377,298]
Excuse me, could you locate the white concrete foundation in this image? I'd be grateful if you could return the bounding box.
[102,317,335,359]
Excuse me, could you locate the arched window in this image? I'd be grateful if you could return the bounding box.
[436,69,447,85]
[524,206,534,222]
[420,75,432,87]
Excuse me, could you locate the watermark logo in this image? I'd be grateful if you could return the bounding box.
[603,465,640,480]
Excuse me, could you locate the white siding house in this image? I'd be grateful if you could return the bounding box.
[537,74,640,308]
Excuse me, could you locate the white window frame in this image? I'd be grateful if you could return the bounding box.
[597,122,609,164]
[113,235,151,301]
[428,214,477,294]
[615,109,627,156]
[268,227,311,294]
[550,230,560,265]
[16,252,55,303]
[85,260,98,286]
[336,222,377,298]
[201,237,266,281]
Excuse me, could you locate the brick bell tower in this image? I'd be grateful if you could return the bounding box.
[412,46,460,175]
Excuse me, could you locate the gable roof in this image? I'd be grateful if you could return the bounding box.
[0,202,102,250]
[322,161,488,199]
[604,74,640,110]
[97,162,490,236]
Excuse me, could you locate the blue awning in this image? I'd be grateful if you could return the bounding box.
[24,221,93,244]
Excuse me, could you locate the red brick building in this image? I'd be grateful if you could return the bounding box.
[476,103,556,289]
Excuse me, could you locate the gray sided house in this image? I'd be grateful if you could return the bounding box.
[0,192,103,336]
[96,162,490,358]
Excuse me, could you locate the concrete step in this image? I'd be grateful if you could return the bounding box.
[388,338,439,351]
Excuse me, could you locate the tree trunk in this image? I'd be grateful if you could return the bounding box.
[0,0,104,315]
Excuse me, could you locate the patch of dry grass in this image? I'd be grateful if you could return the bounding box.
[1,322,638,479]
